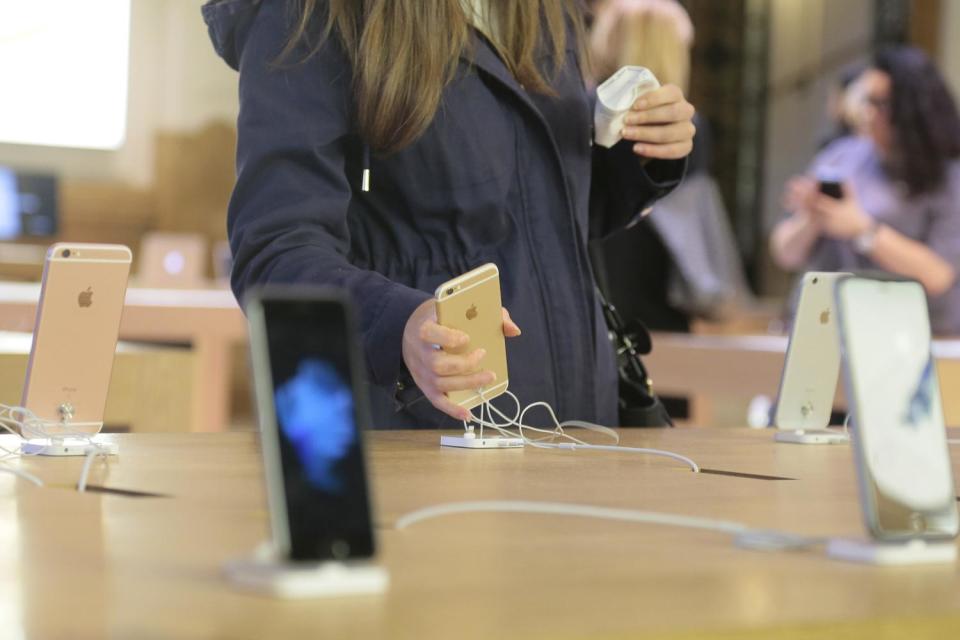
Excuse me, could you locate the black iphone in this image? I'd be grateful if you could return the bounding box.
[245,287,375,562]
[818,179,844,199]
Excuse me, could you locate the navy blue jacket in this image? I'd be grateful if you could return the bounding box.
[203,0,684,428]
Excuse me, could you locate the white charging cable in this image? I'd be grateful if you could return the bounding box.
[0,466,44,487]
[395,500,825,551]
[462,390,700,472]
[76,445,111,492]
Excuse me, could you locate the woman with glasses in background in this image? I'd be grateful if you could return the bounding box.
[771,46,960,334]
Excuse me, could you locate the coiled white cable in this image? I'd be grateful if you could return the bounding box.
[0,402,105,489]
[462,390,700,472]
[0,404,98,446]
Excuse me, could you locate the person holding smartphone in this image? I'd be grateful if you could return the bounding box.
[203,1,695,428]
[770,46,960,334]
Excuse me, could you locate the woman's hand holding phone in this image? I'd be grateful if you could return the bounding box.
[782,175,870,238]
[402,299,521,421]
[807,181,873,240]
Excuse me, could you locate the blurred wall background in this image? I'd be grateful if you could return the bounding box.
[942,0,960,97]
[0,1,238,279]
[0,0,238,187]
[0,0,956,296]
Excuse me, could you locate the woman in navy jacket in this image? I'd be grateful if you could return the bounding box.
[204,0,694,429]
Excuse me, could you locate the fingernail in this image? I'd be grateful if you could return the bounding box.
[486,372,497,383]
[636,98,648,108]
[634,144,645,154]
[477,348,487,359]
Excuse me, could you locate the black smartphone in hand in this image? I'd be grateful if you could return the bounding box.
[246,287,376,563]
[818,180,844,199]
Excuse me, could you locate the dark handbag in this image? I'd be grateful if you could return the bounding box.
[596,287,674,427]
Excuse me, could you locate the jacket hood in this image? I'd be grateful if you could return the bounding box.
[202,0,263,70]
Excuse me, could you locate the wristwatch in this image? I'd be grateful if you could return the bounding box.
[853,220,880,255]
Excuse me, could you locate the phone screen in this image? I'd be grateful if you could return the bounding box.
[260,296,374,562]
[837,278,957,536]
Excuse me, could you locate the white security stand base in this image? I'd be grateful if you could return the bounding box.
[225,545,389,598]
[774,429,849,445]
[440,434,523,449]
[21,436,119,457]
[826,537,958,565]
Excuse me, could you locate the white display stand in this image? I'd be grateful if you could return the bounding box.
[21,435,118,457]
[774,430,849,445]
[224,544,389,598]
[826,537,958,566]
[440,433,524,449]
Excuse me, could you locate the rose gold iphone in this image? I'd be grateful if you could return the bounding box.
[21,243,132,436]
[434,263,509,410]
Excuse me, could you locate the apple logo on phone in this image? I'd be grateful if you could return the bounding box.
[78,287,94,308]
[819,309,830,325]
[465,304,478,320]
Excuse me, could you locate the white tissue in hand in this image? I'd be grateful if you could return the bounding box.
[594,66,661,148]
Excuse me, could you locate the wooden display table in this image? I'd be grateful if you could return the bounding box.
[2,428,959,638]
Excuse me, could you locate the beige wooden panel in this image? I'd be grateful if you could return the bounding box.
[647,332,960,427]
[0,335,194,432]
[937,358,960,427]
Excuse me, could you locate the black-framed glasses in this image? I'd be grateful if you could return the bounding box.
[864,94,891,113]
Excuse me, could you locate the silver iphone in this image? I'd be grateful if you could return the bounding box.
[835,275,958,540]
[773,271,851,443]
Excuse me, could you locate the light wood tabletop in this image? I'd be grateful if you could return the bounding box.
[0,282,246,432]
[2,428,960,639]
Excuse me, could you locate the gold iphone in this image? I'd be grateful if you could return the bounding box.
[22,243,132,435]
[434,263,509,410]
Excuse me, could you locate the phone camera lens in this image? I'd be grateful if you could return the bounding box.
[446,288,454,296]
[812,277,818,284]
[62,249,71,258]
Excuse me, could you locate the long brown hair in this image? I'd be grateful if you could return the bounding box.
[282,0,584,153]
